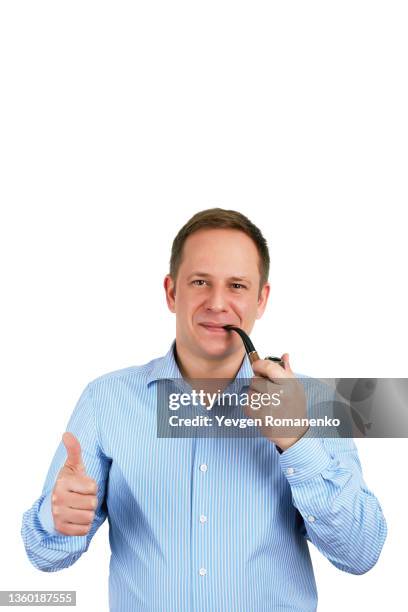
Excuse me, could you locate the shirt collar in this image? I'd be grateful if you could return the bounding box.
[146,339,254,389]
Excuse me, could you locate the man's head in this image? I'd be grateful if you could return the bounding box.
[164,208,271,361]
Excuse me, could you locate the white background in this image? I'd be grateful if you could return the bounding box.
[1,1,407,610]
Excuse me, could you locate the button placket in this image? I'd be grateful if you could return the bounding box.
[194,451,210,592]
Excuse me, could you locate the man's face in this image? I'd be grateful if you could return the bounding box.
[164,228,270,360]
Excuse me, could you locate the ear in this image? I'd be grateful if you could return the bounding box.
[163,274,176,313]
[256,282,270,320]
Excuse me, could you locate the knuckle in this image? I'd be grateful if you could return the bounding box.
[89,479,98,493]
[52,505,60,517]
[60,522,90,536]
[54,477,65,491]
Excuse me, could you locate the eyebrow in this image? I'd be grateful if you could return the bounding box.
[187,272,252,284]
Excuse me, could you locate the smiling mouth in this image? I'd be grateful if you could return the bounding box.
[199,324,229,334]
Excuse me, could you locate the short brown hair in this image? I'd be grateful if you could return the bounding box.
[169,208,270,295]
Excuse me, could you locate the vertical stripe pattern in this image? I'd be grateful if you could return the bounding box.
[21,340,387,611]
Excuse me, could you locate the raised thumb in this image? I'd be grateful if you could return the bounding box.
[62,431,85,472]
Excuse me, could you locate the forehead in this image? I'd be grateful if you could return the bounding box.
[179,228,260,276]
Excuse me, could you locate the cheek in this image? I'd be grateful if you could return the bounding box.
[175,292,201,318]
[236,299,259,321]
[232,294,253,312]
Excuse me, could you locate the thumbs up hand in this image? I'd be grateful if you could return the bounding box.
[50,432,98,536]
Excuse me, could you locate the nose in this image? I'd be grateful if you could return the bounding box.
[204,285,228,313]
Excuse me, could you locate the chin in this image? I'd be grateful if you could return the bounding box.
[188,325,232,358]
[197,339,230,359]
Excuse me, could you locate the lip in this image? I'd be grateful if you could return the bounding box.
[199,323,231,333]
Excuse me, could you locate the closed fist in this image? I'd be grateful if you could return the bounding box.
[51,432,98,536]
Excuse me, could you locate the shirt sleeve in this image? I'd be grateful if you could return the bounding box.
[21,382,111,572]
[278,434,387,575]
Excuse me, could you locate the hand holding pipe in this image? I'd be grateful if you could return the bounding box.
[223,325,285,368]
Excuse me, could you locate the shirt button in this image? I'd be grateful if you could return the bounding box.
[200,514,207,524]
[199,567,207,576]
[199,463,208,472]
[307,515,316,523]
[286,467,295,475]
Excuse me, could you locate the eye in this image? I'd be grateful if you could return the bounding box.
[191,280,247,289]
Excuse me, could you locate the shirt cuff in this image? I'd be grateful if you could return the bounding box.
[278,437,332,485]
[38,491,59,536]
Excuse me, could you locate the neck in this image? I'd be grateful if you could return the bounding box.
[174,340,246,383]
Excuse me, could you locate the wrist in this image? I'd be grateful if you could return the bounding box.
[269,426,310,452]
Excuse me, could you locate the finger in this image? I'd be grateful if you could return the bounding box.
[62,432,85,472]
[252,359,290,380]
[54,507,95,526]
[281,353,291,371]
[55,522,92,537]
[54,490,98,511]
[57,475,98,495]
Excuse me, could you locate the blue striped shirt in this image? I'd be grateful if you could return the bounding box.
[21,340,387,611]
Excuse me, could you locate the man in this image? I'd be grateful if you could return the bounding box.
[21,208,387,612]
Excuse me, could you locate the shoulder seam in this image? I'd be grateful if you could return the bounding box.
[86,383,104,456]
[86,365,149,388]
